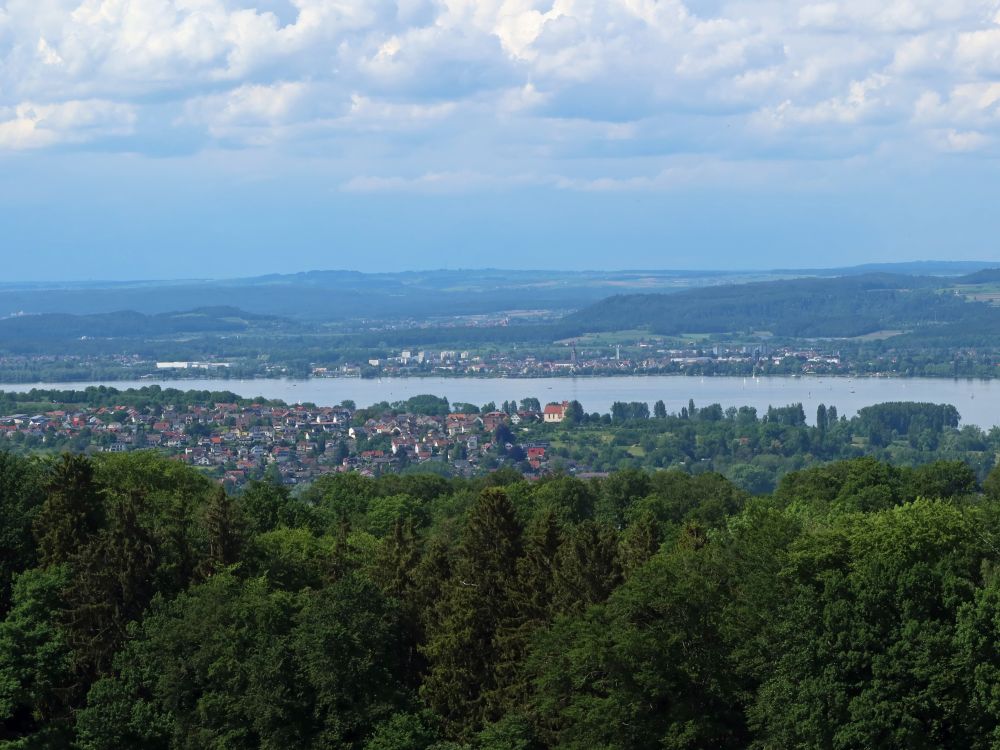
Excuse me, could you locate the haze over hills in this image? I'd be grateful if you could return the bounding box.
[1,264,999,385]
[2,267,1000,350]
[0,262,995,322]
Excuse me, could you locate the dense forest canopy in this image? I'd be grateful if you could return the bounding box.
[4,450,1000,748]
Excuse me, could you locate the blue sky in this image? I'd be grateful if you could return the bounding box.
[1,0,999,280]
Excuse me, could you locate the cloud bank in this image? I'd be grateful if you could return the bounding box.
[2,0,999,189]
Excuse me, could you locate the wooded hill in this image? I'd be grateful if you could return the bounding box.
[0,263,990,323]
[0,307,294,341]
[564,273,998,338]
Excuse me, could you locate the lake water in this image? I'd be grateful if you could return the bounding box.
[3,375,1000,428]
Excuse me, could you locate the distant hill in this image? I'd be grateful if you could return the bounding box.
[0,263,991,323]
[0,269,761,321]
[0,306,290,341]
[955,268,1000,285]
[775,261,994,278]
[563,274,996,338]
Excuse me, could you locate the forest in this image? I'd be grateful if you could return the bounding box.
[564,273,995,339]
[4,450,1000,748]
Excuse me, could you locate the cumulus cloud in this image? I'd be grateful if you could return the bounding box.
[1,0,999,181]
[341,170,535,193]
[181,80,317,143]
[0,99,136,149]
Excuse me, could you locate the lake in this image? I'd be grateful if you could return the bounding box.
[2,375,1000,428]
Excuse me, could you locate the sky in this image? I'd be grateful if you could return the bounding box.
[1,0,999,280]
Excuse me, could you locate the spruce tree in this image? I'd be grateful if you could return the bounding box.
[34,454,103,568]
[410,534,453,631]
[64,492,158,677]
[373,518,425,684]
[420,488,523,739]
[490,508,564,716]
[199,486,245,578]
[0,452,44,614]
[620,510,662,575]
[552,520,622,615]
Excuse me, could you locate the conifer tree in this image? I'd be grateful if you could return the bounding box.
[490,508,564,716]
[410,534,453,631]
[329,514,355,582]
[0,452,44,614]
[64,492,158,677]
[34,455,103,568]
[373,518,425,683]
[199,486,245,578]
[420,488,523,739]
[552,520,622,615]
[620,510,662,575]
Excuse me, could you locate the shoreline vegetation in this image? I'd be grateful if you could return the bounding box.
[1,370,999,385]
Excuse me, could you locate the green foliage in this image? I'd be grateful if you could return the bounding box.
[0,566,75,747]
[531,539,750,749]
[403,395,451,417]
[0,453,44,614]
[292,575,412,746]
[531,476,595,524]
[610,401,650,422]
[421,488,524,739]
[552,521,622,615]
[4,450,1000,748]
[750,500,989,748]
[77,572,410,750]
[566,273,994,338]
[365,712,438,750]
[33,454,103,568]
[239,480,316,535]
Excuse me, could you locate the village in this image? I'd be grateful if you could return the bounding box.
[0,397,580,487]
[0,341,850,384]
[318,343,845,379]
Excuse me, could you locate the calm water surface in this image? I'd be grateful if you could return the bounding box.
[3,375,1000,428]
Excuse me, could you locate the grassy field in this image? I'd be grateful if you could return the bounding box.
[555,329,656,345]
[949,283,1000,305]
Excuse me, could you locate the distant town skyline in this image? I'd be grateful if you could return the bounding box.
[2,2,999,280]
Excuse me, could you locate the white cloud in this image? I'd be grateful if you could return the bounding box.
[758,74,892,128]
[942,128,990,152]
[914,82,1000,129]
[1,0,999,187]
[341,170,535,193]
[182,80,315,142]
[0,99,136,149]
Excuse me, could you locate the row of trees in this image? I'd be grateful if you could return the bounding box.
[507,400,994,493]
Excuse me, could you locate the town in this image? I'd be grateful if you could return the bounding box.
[6,335,1000,384]
[0,394,584,487]
[318,342,845,378]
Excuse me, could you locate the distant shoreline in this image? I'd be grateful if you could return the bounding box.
[0,371,994,387]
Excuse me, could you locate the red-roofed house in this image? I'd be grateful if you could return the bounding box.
[543,401,569,423]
